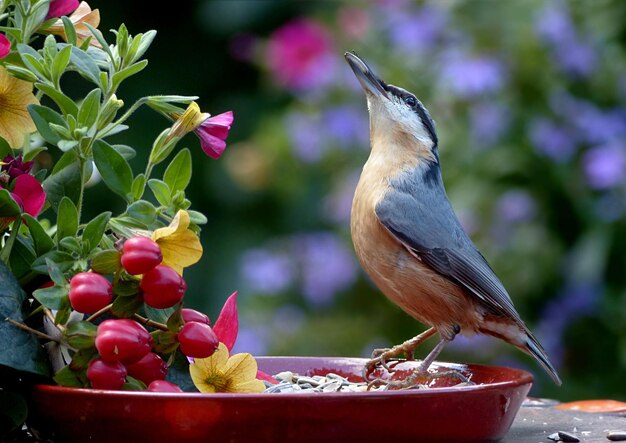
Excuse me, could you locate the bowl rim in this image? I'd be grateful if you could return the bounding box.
[32,356,533,399]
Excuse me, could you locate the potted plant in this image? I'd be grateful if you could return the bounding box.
[0,2,532,442]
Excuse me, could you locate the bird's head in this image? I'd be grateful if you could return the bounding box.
[345,52,438,164]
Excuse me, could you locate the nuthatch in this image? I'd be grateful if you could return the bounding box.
[345,52,561,386]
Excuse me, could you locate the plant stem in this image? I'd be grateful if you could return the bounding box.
[85,303,113,322]
[132,313,168,331]
[5,317,59,342]
[43,307,66,333]
[98,97,148,138]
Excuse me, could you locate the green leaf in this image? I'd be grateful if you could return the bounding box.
[133,30,157,63]
[53,365,86,388]
[51,44,72,85]
[20,53,49,80]
[23,146,48,162]
[164,148,192,193]
[111,294,143,318]
[0,391,28,434]
[90,249,121,274]
[166,308,184,332]
[131,174,146,201]
[151,329,179,355]
[144,305,177,325]
[22,214,54,256]
[113,280,139,297]
[35,82,78,116]
[43,158,81,211]
[78,88,102,128]
[4,64,39,82]
[45,258,67,287]
[61,16,77,46]
[111,59,148,91]
[82,211,111,251]
[69,348,97,370]
[56,197,78,242]
[59,236,82,254]
[122,376,147,391]
[65,321,97,350]
[57,139,79,152]
[0,189,21,217]
[32,285,68,310]
[27,104,66,145]
[69,46,101,84]
[112,144,136,160]
[92,140,133,202]
[8,237,37,281]
[127,200,157,225]
[147,179,171,207]
[187,210,207,225]
[83,23,113,59]
[0,261,51,377]
[0,137,11,158]
[31,250,75,274]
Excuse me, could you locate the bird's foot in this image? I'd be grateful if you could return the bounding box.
[362,327,436,382]
[367,368,473,391]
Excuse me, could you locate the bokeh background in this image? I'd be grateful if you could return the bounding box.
[84,0,626,401]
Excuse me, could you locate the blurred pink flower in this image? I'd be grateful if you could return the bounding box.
[11,174,46,217]
[46,0,79,19]
[195,111,233,159]
[266,18,335,90]
[0,34,10,59]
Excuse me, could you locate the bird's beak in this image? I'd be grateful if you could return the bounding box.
[344,52,388,99]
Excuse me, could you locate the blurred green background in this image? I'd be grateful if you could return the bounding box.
[85,0,626,401]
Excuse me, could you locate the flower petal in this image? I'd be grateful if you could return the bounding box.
[46,0,79,19]
[151,210,202,275]
[11,175,45,216]
[223,352,258,384]
[256,370,278,384]
[213,291,238,352]
[231,378,266,393]
[0,34,11,59]
[189,343,229,393]
[197,131,227,159]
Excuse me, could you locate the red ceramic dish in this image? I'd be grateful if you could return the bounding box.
[28,357,532,443]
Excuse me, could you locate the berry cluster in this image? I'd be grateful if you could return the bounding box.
[61,236,221,391]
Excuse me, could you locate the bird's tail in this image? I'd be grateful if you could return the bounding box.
[523,331,562,386]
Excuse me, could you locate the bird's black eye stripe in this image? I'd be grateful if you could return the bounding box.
[404,96,417,107]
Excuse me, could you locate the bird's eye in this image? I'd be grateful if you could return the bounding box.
[404,96,417,107]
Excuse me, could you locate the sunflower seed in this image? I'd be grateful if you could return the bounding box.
[607,431,626,441]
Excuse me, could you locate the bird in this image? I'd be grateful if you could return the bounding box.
[344,51,561,386]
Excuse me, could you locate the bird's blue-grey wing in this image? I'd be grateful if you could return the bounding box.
[376,187,524,325]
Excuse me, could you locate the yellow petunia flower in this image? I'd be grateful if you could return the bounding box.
[46,2,101,47]
[151,209,202,275]
[166,102,210,143]
[0,66,39,148]
[190,343,266,394]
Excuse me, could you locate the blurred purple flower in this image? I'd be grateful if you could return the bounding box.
[231,325,270,355]
[535,281,600,368]
[265,18,336,91]
[323,170,360,224]
[469,102,510,147]
[285,112,327,163]
[291,232,358,308]
[229,33,256,62]
[272,304,306,335]
[439,52,506,98]
[528,118,577,162]
[386,5,447,54]
[322,105,369,148]
[535,2,577,46]
[535,2,597,78]
[240,248,295,294]
[496,190,537,223]
[582,142,626,190]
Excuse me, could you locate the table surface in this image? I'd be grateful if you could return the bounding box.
[505,403,626,443]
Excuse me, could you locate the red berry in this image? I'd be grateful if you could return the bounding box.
[140,265,186,309]
[181,308,210,325]
[148,380,183,393]
[87,358,127,390]
[95,319,152,364]
[177,322,219,358]
[69,272,113,314]
[126,352,168,385]
[121,236,163,275]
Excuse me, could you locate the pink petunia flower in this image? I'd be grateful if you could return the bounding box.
[266,18,335,90]
[11,174,46,217]
[45,0,79,20]
[2,155,34,182]
[0,33,10,59]
[195,111,234,159]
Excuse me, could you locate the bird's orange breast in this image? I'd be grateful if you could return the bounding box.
[350,159,483,338]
